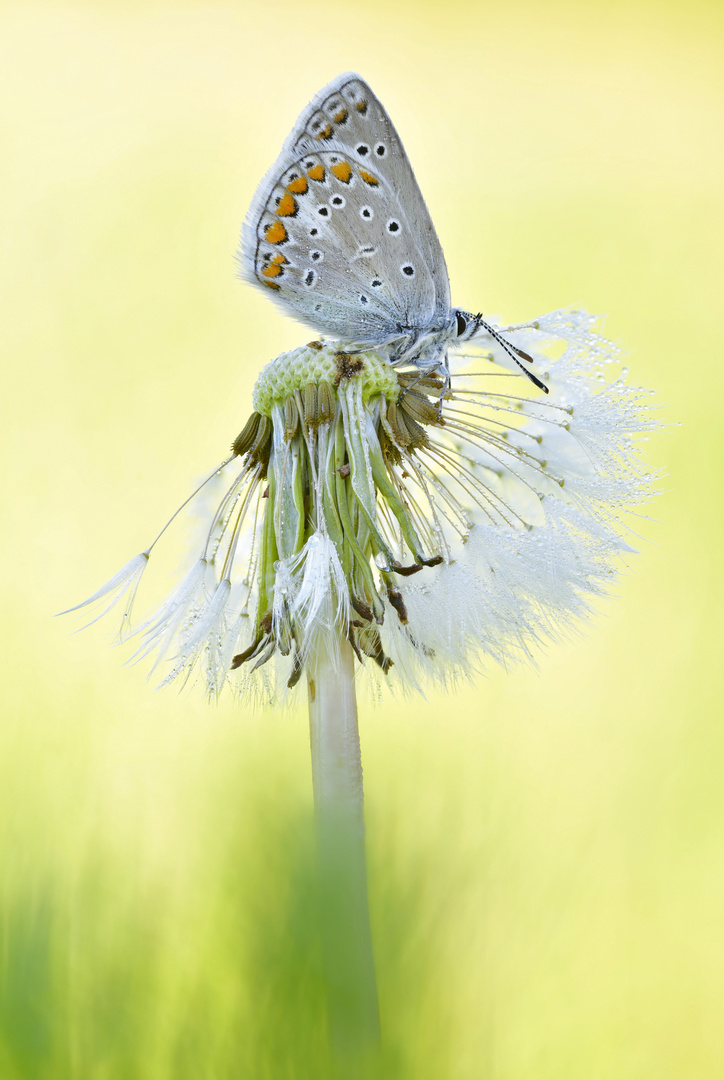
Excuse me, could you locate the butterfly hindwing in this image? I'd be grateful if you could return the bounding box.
[240,73,451,342]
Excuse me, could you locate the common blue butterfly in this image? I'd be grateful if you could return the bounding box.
[239,73,546,394]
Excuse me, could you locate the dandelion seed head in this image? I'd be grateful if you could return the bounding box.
[62,310,660,701]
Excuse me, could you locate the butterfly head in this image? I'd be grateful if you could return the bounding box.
[452,309,482,343]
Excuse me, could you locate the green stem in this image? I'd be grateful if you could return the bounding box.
[307,635,380,1058]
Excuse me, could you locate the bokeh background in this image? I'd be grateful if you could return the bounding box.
[2,0,723,1076]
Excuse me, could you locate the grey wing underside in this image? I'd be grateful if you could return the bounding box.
[238,72,451,342]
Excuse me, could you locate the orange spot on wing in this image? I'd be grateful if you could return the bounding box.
[355,100,368,114]
[261,262,283,278]
[264,220,288,244]
[331,161,352,183]
[307,164,326,182]
[286,176,308,194]
[359,168,379,186]
[316,123,333,141]
[262,279,280,290]
[270,253,288,265]
[333,108,348,124]
[275,192,298,217]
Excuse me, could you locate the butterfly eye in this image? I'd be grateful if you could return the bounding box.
[456,312,468,336]
[401,264,415,277]
[374,143,386,157]
[386,219,401,234]
[355,144,370,157]
[360,206,373,220]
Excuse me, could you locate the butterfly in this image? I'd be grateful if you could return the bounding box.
[238,72,546,394]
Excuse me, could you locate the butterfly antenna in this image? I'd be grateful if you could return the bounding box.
[475,316,549,395]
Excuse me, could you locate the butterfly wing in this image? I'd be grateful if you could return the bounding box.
[239,73,451,343]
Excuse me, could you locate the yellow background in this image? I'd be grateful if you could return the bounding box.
[2,0,723,1075]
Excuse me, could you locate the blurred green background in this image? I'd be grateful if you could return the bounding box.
[2,0,723,1076]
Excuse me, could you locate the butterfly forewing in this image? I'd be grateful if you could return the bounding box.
[240,73,451,342]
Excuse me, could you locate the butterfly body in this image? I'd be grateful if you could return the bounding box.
[239,73,546,393]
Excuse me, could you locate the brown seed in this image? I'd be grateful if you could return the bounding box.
[418,554,444,568]
[379,423,402,466]
[231,620,268,669]
[303,382,319,428]
[400,389,440,426]
[351,595,373,623]
[397,371,445,391]
[387,587,409,625]
[347,627,364,664]
[390,560,423,577]
[358,626,393,673]
[386,402,428,449]
[317,380,335,424]
[284,395,299,440]
[399,412,429,449]
[287,651,303,689]
[250,414,273,465]
[231,412,262,457]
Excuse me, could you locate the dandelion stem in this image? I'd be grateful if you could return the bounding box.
[307,635,380,1057]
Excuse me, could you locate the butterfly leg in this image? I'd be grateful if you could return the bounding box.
[435,362,451,420]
